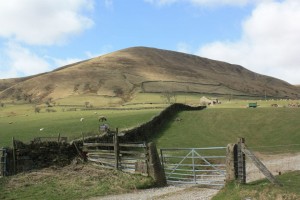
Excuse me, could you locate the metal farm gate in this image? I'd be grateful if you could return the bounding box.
[160,147,226,186]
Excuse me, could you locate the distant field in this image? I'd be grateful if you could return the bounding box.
[0,103,161,147]
[154,107,300,152]
[1,94,300,151]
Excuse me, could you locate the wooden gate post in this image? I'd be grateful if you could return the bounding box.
[236,137,246,184]
[113,128,119,170]
[12,137,16,174]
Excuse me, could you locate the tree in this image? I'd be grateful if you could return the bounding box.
[84,101,90,108]
[34,106,41,113]
[161,91,177,104]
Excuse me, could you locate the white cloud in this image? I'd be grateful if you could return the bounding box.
[145,0,256,7]
[0,42,50,78]
[145,0,178,6]
[198,0,300,84]
[0,0,94,45]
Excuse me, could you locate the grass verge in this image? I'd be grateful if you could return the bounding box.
[212,170,300,200]
[0,163,154,200]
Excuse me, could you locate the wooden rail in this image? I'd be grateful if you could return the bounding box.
[83,131,148,175]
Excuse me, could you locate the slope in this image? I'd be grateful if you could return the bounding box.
[0,47,299,103]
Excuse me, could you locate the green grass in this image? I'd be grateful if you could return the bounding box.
[0,104,161,147]
[213,171,300,200]
[154,107,300,152]
[0,163,154,200]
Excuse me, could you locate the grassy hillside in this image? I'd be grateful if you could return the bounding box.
[154,107,300,152]
[213,171,300,200]
[1,47,299,103]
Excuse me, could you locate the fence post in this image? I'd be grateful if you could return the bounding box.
[236,137,246,184]
[113,128,119,170]
[147,142,167,187]
[12,137,16,175]
[0,149,4,176]
[226,143,236,182]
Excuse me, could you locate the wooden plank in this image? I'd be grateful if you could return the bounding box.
[87,152,116,156]
[83,142,114,147]
[242,145,282,186]
[85,149,114,153]
[120,150,146,157]
[121,154,147,160]
[87,158,115,166]
[88,155,115,160]
[119,143,146,148]
[120,164,136,169]
[91,163,114,170]
[114,130,119,170]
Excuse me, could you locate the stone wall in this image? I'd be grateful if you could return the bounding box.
[5,140,77,175]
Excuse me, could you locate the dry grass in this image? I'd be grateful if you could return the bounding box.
[0,161,154,200]
[1,47,299,104]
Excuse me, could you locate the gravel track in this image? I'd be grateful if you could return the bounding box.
[91,185,220,200]
[90,153,300,200]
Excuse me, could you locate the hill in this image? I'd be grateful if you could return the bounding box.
[0,47,299,103]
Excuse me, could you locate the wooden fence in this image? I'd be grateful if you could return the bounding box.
[82,131,148,175]
[0,148,8,176]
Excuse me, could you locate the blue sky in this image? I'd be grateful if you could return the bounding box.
[0,0,299,84]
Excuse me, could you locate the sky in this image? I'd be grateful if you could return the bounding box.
[0,0,299,85]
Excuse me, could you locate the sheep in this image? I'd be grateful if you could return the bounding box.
[80,117,84,122]
[98,116,107,122]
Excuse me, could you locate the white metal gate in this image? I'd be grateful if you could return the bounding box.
[160,147,226,186]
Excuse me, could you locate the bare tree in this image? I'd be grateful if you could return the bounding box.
[34,106,41,113]
[161,91,177,104]
[84,101,90,108]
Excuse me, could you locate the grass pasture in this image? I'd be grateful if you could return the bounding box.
[154,107,300,152]
[0,103,161,147]
[213,171,300,200]
[1,96,300,200]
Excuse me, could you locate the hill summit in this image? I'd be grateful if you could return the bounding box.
[0,46,299,102]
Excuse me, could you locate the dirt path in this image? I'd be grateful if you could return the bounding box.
[246,152,300,182]
[90,153,300,200]
[90,185,220,200]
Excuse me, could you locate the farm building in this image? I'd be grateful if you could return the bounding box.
[199,96,220,106]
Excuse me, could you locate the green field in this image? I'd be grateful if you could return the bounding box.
[154,107,300,152]
[213,171,300,200]
[0,103,161,147]
[1,96,300,200]
[1,96,300,151]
